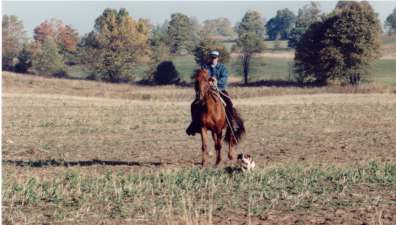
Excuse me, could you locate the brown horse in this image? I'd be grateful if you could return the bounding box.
[192,69,245,166]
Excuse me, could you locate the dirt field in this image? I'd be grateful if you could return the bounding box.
[2,72,396,224]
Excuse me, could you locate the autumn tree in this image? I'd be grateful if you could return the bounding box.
[2,15,27,70]
[87,8,150,82]
[288,2,322,48]
[33,19,56,43]
[33,19,79,54]
[294,1,382,85]
[266,8,296,40]
[236,10,266,84]
[57,24,79,53]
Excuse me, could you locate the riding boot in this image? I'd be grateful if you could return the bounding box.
[186,99,202,136]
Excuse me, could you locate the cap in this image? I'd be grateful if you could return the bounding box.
[209,50,220,57]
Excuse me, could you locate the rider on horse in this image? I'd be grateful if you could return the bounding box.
[186,50,236,136]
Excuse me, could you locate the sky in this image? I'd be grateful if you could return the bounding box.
[3,1,396,38]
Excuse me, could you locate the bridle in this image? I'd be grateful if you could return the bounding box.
[194,73,238,144]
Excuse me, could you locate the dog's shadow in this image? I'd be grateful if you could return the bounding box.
[223,166,243,175]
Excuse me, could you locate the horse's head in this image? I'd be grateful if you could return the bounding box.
[194,69,210,101]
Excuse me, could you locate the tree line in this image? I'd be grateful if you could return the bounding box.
[3,1,396,86]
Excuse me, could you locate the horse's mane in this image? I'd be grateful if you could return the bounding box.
[193,68,208,80]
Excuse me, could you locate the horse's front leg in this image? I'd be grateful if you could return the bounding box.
[201,127,209,166]
[228,141,235,160]
[215,131,223,166]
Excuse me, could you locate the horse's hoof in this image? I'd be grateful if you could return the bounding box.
[228,154,234,160]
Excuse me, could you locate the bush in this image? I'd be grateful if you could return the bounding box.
[153,61,180,85]
[52,70,69,78]
[14,46,32,73]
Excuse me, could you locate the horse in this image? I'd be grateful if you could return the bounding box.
[192,69,245,166]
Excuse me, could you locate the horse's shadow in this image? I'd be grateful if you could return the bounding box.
[2,159,165,168]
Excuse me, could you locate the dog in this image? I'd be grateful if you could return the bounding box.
[237,153,255,172]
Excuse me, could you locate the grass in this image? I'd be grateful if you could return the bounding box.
[3,72,396,167]
[2,72,396,224]
[372,59,396,86]
[3,162,396,224]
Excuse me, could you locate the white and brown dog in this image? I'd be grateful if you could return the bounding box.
[237,153,255,172]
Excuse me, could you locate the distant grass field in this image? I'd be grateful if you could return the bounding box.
[2,72,396,224]
[372,59,396,86]
[67,54,395,86]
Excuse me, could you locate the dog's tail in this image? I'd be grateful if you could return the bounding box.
[224,108,245,146]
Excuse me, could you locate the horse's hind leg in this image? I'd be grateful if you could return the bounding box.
[201,127,209,166]
[215,131,223,166]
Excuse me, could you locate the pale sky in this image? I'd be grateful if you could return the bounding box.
[3,1,396,38]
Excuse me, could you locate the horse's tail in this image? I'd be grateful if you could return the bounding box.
[225,108,245,146]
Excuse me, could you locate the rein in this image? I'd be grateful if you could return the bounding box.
[197,79,239,145]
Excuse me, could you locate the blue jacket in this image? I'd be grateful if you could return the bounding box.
[201,63,228,90]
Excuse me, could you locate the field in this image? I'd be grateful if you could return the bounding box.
[2,71,396,224]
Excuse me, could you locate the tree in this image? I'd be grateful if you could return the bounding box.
[236,10,266,84]
[193,37,230,66]
[33,19,79,54]
[202,17,235,37]
[32,37,65,76]
[90,8,150,82]
[288,2,322,48]
[57,24,79,53]
[266,8,296,40]
[385,8,396,35]
[33,19,56,43]
[77,31,100,67]
[294,1,382,85]
[167,13,196,55]
[2,15,27,70]
[146,25,172,81]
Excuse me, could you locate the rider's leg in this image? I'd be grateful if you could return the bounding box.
[186,99,202,136]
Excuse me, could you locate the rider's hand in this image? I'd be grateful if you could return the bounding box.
[209,77,217,87]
